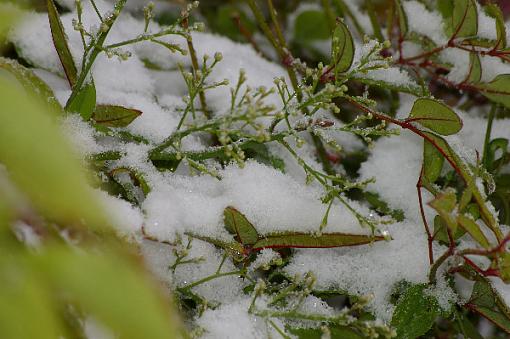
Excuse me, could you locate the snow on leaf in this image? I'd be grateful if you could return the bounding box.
[391,284,443,339]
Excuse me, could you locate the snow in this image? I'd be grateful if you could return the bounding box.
[142,161,372,244]
[441,48,471,83]
[363,67,415,87]
[402,1,447,45]
[61,114,105,156]
[477,4,498,41]
[195,298,273,339]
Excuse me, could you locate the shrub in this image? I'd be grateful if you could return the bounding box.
[1,0,510,338]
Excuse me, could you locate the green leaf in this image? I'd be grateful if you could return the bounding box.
[0,256,61,339]
[109,167,149,205]
[0,76,108,229]
[242,142,285,173]
[465,53,482,84]
[459,188,473,212]
[395,0,408,37]
[212,6,256,41]
[408,98,463,136]
[252,232,384,250]
[185,232,246,261]
[457,214,490,248]
[224,206,259,245]
[452,0,478,39]
[468,278,510,333]
[66,81,96,120]
[391,284,443,339]
[433,215,465,245]
[423,139,444,183]
[429,189,458,233]
[485,4,506,49]
[498,253,510,283]
[92,105,142,127]
[287,325,363,339]
[36,247,181,339]
[454,309,484,339]
[486,138,509,173]
[422,132,501,239]
[47,0,78,86]
[479,74,510,109]
[437,0,454,36]
[0,57,62,114]
[0,4,21,42]
[331,20,355,75]
[294,10,331,42]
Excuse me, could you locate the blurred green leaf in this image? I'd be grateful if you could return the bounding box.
[47,0,78,86]
[0,3,21,42]
[92,105,142,127]
[0,57,62,114]
[0,254,61,339]
[452,0,478,38]
[36,247,179,339]
[409,98,462,136]
[211,5,255,41]
[294,10,330,43]
[0,76,108,229]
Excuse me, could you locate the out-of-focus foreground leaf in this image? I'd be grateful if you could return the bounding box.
[0,75,107,228]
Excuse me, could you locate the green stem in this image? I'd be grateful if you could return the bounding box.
[150,134,287,164]
[182,16,209,119]
[482,104,497,169]
[428,247,453,284]
[177,270,243,292]
[103,29,187,50]
[66,0,127,110]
